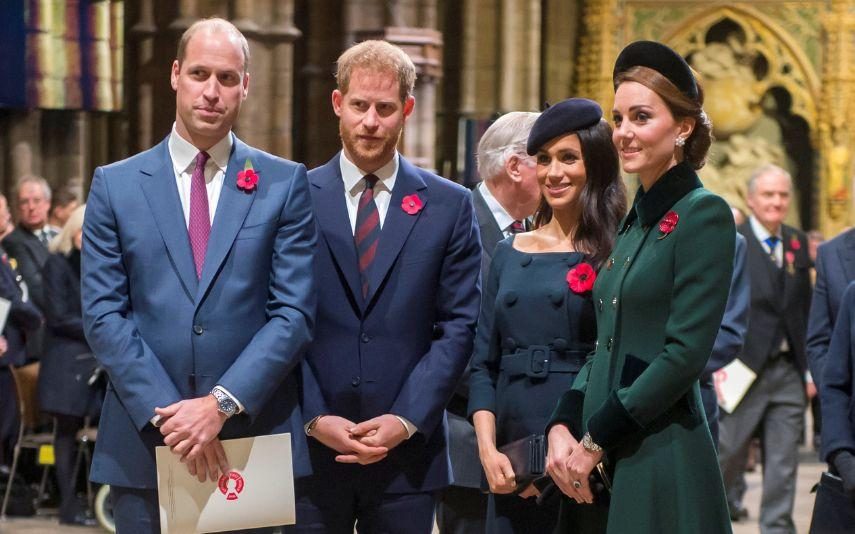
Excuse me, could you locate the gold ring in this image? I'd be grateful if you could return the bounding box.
[573,480,582,489]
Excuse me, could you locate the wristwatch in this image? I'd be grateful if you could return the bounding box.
[581,432,603,453]
[211,387,238,418]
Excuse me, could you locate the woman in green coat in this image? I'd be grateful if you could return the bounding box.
[547,41,734,533]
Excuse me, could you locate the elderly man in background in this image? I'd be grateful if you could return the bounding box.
[437,111,540,534]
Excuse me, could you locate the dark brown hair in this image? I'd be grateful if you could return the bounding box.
[615,66,712,169]
[533,120,627,270]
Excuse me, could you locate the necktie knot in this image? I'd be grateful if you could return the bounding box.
[195,151,210,171]
[763,236,780,252]
[509,220,525,234]
[364,174,379,191]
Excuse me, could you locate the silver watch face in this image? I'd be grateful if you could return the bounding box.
[218,396,237,416]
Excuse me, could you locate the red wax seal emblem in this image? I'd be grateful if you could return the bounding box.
[218,471,245,501]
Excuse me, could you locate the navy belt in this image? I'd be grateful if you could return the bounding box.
[500,345,589,379]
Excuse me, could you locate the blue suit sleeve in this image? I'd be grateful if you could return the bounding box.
[807,245,834,387]
[704,232,750,377]
[389,191,482,438]
[82,167,183,431]
[216,163,317,417]
[820,282,855,461]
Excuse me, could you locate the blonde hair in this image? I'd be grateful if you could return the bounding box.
[335,40,416,102]
[49,204,85,256]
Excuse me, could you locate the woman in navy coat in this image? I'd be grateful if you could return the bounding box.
[468,99,626,533]
[37,204,101,526]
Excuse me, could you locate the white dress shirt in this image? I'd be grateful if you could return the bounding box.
[478,181,518,237]
[340,151,398,232]
[749,215,783,268]
[168,124,232,227]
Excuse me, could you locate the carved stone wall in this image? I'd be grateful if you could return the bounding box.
[576,0,855,235]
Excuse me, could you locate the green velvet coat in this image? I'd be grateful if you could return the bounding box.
[550,162,734,534]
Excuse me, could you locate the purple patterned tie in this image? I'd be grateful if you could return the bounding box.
[188,151,211,279]
[355,174,380,298]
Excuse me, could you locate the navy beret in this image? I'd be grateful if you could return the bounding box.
[613,40,698,101]
[525,98,603,155]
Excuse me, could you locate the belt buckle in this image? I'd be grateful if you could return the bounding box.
[527,345,550,378]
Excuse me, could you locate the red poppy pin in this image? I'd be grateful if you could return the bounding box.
[567,263,596,295]
[658,211,679,240]
[790,237,801,251]
[402,194,423,215]
[236,159,258,192]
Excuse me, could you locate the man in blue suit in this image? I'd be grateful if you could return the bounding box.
[82,18,316,533]
[807,227,855,389]
[297,40,482,533]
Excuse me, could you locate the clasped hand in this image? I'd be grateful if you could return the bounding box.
[156,395,230,482]
[546,424,602,505]
[310,414,409,465]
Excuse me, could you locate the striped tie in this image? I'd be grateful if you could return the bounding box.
[508,220,525,234]
[355,174,381,298]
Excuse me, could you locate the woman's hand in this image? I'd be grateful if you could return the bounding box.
[479,447,517,494]
[565,440,604,504]
[546,424,580,500]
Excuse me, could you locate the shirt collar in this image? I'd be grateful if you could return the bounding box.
[749,215,781,243]
[478,181,515,232]
[168,123,233,175]
[621,161,702,232]
[340,151,399,195]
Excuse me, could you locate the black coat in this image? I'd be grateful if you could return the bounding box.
[3,226,50,359]
[737,221,812,375]
[37,250,100,417]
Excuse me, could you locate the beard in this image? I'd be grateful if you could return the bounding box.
[339,122,402,171]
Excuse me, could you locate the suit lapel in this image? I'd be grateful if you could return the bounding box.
[472,186,504,258]
[196,136,256,305]
[311,155,363,304]
[739,222,783,312]
[364,157,427,305]
[840,230,855,282]
[139,139,198,300]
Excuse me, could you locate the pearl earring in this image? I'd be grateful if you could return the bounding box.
[675,137,686,147]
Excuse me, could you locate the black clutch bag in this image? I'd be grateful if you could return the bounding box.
[499,434,546,492]
[809,472,855,533]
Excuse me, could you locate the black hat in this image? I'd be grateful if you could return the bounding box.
[525,98,603,156]
[612,40,698,101]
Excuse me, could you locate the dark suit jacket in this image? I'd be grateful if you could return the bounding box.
[302,152,481,493]
[737,221,812,375]
[82,135,316,489]
[807,228,855,388]
[38,251,100,417]
[3,226,50,359]
[0,246,42,367]
[820,281,855,461]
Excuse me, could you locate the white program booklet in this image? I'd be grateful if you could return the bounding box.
[713,358,757,414]
[0,296,11,333]
[156,433,295,533]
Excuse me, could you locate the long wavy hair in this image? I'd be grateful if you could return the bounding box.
[532,120,626,270]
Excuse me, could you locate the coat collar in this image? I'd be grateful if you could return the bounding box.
[620,161,702,232]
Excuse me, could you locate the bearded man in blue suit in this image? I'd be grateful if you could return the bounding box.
[296,40,482,533]
[82,18,316,533]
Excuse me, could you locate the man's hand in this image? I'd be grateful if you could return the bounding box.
[183,437,230,483]
[0,335,7,358]
[156,395,225,461]
[565,440,604,505]
[309,415,388,465]
[806,380,818,400]
[546,424,580,500]
[347,414,408,451]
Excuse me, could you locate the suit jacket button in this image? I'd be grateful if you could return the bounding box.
[360,333,370,343]
[193,325,203,335]
[351,376,361,387]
